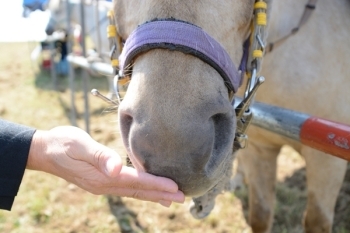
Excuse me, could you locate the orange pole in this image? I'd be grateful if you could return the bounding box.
[300,117,350,161]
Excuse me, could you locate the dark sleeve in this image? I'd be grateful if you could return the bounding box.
[0,119,36,211]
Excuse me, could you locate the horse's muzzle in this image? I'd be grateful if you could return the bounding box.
[118,101,236,196]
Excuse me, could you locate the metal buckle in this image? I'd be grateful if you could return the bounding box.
[234,75,265,149]
[234,1,268,150]
[113,74,130,102]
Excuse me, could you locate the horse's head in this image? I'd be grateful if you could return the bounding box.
[113,0,257,198]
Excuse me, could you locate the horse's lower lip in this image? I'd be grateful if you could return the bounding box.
[126,150,146,172]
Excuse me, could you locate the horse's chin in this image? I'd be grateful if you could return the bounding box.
[127,146,234,198]
[189,157,233,219]
[126,150,211,193]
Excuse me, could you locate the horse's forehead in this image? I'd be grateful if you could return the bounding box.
[114,0,255,36]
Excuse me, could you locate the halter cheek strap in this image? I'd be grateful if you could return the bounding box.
[118,19,242,93]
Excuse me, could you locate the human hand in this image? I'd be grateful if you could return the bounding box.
[27,126,185,207]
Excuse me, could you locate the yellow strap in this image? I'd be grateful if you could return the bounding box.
[253,50,263,58]
[254,1,267,9]
[107,10,114,18]
[256,12,267,26]
[107,25,117,38]
[111,59,119,67]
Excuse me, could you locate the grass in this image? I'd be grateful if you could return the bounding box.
[0,42,349,233]
[0,42,123,233]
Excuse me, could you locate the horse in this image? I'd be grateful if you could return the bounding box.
[111,0,350,232]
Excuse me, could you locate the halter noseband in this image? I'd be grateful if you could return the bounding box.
[118,19,243,95]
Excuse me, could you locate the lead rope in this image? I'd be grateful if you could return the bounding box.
[266,0,318,53]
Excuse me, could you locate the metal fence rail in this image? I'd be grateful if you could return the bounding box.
[67,54,113,76]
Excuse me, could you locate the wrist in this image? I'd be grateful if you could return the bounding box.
[27,130,49,171]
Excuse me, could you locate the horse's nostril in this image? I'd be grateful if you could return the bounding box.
[202,112,235,173]
[119,113,133,142]
[212,113,233,150]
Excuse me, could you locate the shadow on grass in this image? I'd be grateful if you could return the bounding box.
[105,159,145,233]
[234,163,350,233]
[56,94,111,125]
[34,65,114,125]
[107,195,147,233]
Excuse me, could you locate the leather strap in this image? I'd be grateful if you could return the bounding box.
[119,19,242,93]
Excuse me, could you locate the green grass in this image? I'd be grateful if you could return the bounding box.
[1,42,349,233]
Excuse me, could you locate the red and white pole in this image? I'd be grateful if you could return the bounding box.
[300,117,350,161]
[236,98,350,161]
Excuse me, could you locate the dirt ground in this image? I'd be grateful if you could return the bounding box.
[0,42,349,233]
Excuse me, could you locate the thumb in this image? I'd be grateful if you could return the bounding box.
[103,154,123,177]
[93,145,123,178]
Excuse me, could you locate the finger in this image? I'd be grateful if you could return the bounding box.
[70,129,123,178]
[74,175,185,203]
[158,200,172,207]
[104,155,123,177]
[88,144,123,178]
[117,166,180,193]
[106,188,185,204]
[74,176,185,203]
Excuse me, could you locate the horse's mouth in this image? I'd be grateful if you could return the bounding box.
[125,149,146,172]
[126,148,232,196]
[126,141,234,218]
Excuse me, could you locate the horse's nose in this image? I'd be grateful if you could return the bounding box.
[118,102,235,196]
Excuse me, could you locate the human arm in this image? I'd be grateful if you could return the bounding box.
[0,120,185,211]
[0,119,36,210]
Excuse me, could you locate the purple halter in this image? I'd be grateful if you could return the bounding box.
[119,19,243,93]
